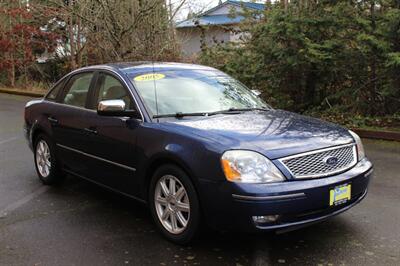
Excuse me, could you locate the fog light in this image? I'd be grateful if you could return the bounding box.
[252,215,280,224]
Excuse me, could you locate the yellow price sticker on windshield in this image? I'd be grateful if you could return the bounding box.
[134,73,165,82]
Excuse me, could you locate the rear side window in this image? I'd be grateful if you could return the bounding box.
[46,81,64,101]
[62,72,94,108]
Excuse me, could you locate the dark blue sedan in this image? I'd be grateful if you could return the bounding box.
[24,62,373,244]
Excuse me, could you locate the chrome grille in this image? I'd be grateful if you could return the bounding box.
[280,144,357,179]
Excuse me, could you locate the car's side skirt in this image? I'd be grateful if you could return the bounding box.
[63,168,146,204]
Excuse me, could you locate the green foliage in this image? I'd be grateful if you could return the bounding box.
[199,0,400,118]
[305,107,400,132]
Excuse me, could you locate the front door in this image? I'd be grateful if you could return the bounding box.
[81,71,142,196]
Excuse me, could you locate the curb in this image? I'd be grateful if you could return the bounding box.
[0,88,45,97]
[352,128,400,142]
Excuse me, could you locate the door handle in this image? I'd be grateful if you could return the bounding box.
[48,117,58,124]
[84,127,98,135]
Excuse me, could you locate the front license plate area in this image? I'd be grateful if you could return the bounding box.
[329,184,351,206]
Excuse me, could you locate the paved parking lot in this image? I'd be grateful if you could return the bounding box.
[0,93,399,266]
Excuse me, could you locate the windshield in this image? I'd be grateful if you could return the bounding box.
[127,69,269,116]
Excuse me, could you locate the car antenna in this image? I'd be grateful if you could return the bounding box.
[152,58,160,120]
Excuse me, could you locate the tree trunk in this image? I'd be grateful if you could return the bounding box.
[9,54,15,87]
[68,1,76,70]
[305,67,317,109]
[282,0,288,11]
[76,16,82,68]
[369,0,378,114]
[8,14,15,87]
[168,0,176,52]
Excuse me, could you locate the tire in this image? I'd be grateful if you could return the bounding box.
[149,164,201,245]
[34,133,65,185]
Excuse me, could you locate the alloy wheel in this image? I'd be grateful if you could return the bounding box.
[154,175,190,234]
[36,140,51,178]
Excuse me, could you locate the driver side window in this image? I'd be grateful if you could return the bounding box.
[96,73,134,110]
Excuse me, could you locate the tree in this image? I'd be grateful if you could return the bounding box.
[0,0,58,87]
[199,0,400,117]
[0,0,182,87]
[46,0,180,64]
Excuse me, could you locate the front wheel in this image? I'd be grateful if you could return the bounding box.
[149,164,201,245]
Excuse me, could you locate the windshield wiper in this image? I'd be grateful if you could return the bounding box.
[206,107,270,116]
[229,107,271,112]
[153,107,271,119]
[153,112,207,119]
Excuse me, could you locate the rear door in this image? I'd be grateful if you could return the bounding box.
[50,71,97,176]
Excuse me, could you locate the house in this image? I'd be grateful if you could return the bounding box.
[176,0,265,57]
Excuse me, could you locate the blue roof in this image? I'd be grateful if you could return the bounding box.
[177,14,245,28]
[229,0,265,11]
[176,1,264,28]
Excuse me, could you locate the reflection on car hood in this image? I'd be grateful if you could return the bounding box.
[165,110,354,159]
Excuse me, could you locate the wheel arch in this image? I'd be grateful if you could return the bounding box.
[143,153,201,202]
[31,123,51,146]
[32,128,43,144]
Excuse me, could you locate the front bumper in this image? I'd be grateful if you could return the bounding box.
[200,158,373,232]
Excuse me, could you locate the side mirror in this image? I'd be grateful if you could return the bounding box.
[97,99,139,118]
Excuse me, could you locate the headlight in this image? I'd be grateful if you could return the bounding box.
[221,150,285,183]
[349,130,365,161]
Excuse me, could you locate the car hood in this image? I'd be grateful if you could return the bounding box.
[164,110,354,159]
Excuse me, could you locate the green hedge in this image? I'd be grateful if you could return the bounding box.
[199,1,400,118]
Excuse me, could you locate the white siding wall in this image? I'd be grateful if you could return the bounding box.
[177,27,233,56]
[176,3,248,57]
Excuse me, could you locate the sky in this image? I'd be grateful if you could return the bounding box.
[175,0,220,21]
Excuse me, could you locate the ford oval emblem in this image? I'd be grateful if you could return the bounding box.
[324,156,339,166]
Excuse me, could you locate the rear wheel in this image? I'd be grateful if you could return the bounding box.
[149,164,200,244]
[34,134,65,185]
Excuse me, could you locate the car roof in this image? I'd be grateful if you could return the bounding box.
[76,62,218,74]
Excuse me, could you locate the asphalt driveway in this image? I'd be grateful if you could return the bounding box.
[0,93,399,266]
